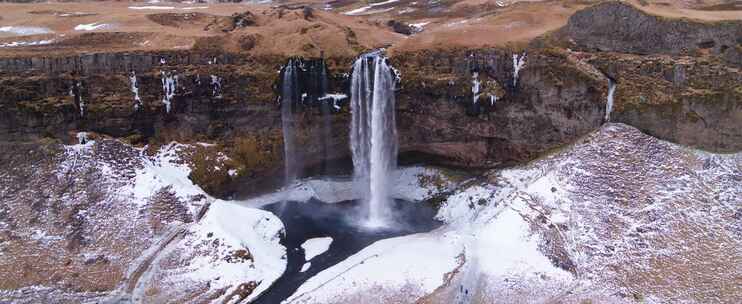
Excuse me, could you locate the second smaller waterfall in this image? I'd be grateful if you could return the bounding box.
[281,59,301,186]
[605,79,616,122]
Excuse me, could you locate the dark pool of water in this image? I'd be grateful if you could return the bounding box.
[251,198,441,304]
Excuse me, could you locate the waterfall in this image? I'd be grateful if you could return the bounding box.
[318,60,333,174]
[350,51,398,227]
[605,79,616,122]
[281,59,301,186]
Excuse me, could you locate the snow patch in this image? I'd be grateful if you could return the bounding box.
[0,39,54,48]
[318,93,348,110]
[130,71,143,110]
[344,0,399,16]
[74,23,111,31]
[0,26,52,36]
[302,237,333,261]
[175,201,286,303]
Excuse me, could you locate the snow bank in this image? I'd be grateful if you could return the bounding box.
[0,26,52,36]
[128,6,176,10]
[0,40,53,48]
[284,232,462,304]
[177,201,286,303]
[344,0,399,16]
[74,23,111,31]
[302,237,333,261]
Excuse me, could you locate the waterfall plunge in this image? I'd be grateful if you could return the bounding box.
[350,52,398,227]
[281,60,300,186]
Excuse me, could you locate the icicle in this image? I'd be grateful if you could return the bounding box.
[490,94,497,106]
[512,52,526,87]
[319,93,348,110]
[130,71,143,110]
[210,75,222,98]
[160,71,177,113]
[471,72,481,104]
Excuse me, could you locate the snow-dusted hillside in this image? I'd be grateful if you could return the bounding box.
[0,139,287,303]
[1,123,739,303]
[278,123,742,304]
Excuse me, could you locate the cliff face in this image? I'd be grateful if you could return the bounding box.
[561,1,742,62]
[552,1,742,153]
[591,53,742,152]
[1,2,739,198]
[394,48,606,168]
[0,47,609,196]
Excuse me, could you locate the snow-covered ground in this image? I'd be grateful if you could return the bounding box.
[276,123,742,303]
[0,39,54,48]
[0,26,52,36]
[2,123,740,303]
[74,23,112,31]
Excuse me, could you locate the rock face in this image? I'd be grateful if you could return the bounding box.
[394,48,606,168]
[551,1,742,153]
[591,53,742,152]
[0,2,740,197]
[0,48,608,195]
[562,1,742,61]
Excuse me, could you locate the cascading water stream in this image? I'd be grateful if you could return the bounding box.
[317,60,333,174]
[281,59,300,187]
[605,78,616,122]
[350,51,398,227]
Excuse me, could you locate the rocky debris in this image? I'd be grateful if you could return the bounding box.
[0,139,157,296]
[386,20,414,35]
[231,11,258,28]
[303,7,315,21]
[224,281,261,303]
[559,1,742,61]
[147,186,194,234]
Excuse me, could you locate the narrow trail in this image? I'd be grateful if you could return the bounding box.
[106,202,211,303]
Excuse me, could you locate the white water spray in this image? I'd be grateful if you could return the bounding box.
[350,52,398,227]
[605,79,616,122]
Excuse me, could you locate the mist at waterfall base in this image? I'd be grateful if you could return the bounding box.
[251,198,441,304]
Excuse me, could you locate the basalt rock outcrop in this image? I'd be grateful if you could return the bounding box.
[393,48,606,168]
[0,48,609,196]
[559,1,742,62]
[1,2,740,198]
[550,1,742,152]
